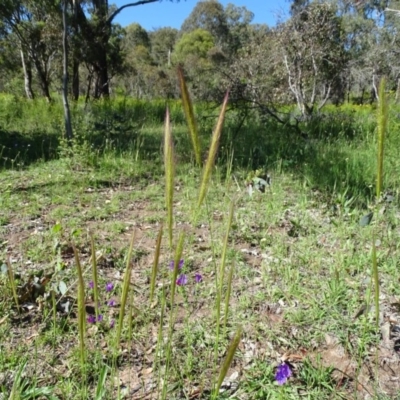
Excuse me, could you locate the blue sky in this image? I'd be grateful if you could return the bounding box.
[111,0,290,31]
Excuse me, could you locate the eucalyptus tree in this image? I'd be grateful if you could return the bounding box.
[219,24,292,125]
[0,27,27,95]
[180,0,229,48]
[72,0,181,98]
[383,0,400,98]
[124,22,150,49]
[177,1,257,101]
[62,0,72,140]
[277,2,347,117]
[329,0,395,102]
[149,27,178,67]
[118,24,178,98]
[172,28,216,99]
[119,23,153,97]
[224,3,254,55]
[0,0,62,101]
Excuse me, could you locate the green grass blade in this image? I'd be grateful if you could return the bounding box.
[95,365,109,400]
[214,201,234,381]
[170,231,185,308]
[90,235,100,320]
[155,287,167,395]
[9,359,27,399]
[198,91,229,208]
[150,224,163,304]
[214,325,242,397]
[161,231,185,399]
[6,256,19,313]
[73,244,86,368]
[164,107,175,248]
[372,235,379,328]
[116,232,135,349]
[376,77,388,199]
[178,65,201,166]
[224,261,235,329]
[219,201,234,285]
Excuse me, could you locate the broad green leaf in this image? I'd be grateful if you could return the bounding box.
[359,212,373,227]
[59,280,68,296]
[52,223,62,234]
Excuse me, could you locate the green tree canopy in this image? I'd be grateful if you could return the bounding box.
[149,27,178,66]
[173,28,215,63]
[124,23,151,49]
[180,0,229,46]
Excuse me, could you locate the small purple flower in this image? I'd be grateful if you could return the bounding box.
[88,281,94,289]
[105,282,114,292]
[194,273,202,283]
[107,299,115,307]
[87,315,96,324]
[110,319,115,328]
[169,259,184,271]
[275,363,292,385]
[97,314,103,322]
[176,274,188,286]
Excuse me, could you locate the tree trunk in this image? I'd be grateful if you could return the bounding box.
[72,58,80,100]
[73,0,160,99]
[85,71,94,104]
[71,0,80,101]
[94,47,110,98]
[360,87,365,104]
[62,0,73,141]
[20,48,34,100]
[33,59,52,102]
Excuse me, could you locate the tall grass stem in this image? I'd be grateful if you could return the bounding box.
[150,224,163,303]
[164,107,175,248]
[178,65,201,166]
[6,256,19,313]
[73,245,86,368]
[197,91,229,208]
[376,77,388,199]
[161,232,185,399]
[115,232,136,349]
[214,325,242,398]
[90,235,100,320]
[372,235,380,328]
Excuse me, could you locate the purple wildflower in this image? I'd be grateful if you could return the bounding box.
[87,315,96,324]
[107,299,115,307]
[105,282,114,292]
[110,319,115,328]
[169,259,184,271]
[88,281,94,289]
[194,273,202,283]
[97,314,103,322]
[275,363,292,385]
[176,274,188,286]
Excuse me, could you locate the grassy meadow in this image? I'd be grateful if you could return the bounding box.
[1,92,400,399]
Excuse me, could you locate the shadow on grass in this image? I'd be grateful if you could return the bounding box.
[0,121,159,170]
[0,97,181,169]
[1,100,391,204]
[219,111,379,201]
[0,129,59,169]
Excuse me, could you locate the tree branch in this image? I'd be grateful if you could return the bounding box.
[107,0,160,24]
[318,84,331,111]
[284,54,301,110]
